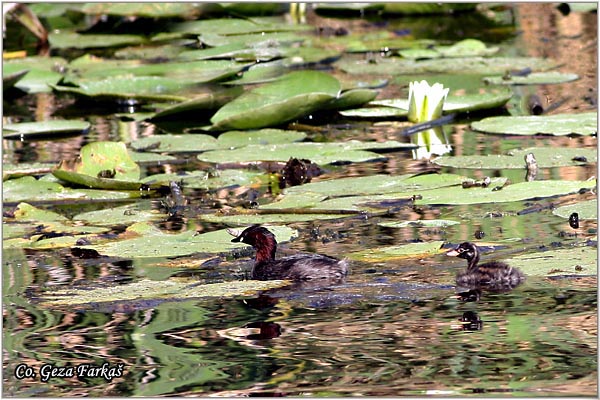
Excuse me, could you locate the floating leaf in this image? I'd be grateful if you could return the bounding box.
[130,134,219,153]
[433,147,597,169]
[552,200,597,220]
[415,180,596,205]
[200,212,346,226]
[51,77,193,102]
[169,18,310,36]
[283,172,467,197]
[142,169,263,190]
[506,246,596,276]
[378,219,460,228]
[128,151,177,164]
[3,57,67,93]
[80,3,205,18]
[3,162,56,180]
[337,56,556,75]
[324,88,379,110]
[3,68,29,89]
[151,86,244,119]
[471,112,597,136]
[66,58,249,83]
[399,39,498,59]
[483,72,579,85]
[48,32,146,49]
[52,142,143,190]
[74,203,163,227]
[3,120,90,140]
[216,129,307,147]
[198,141,414,165]
[14,202,68,222]
[40,278,291,306]
[76,223,297,258]
[210,71,341,130]
[346,241,445,262]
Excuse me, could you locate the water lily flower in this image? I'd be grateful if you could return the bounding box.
[408,80,449,123]
[407,80,452,159]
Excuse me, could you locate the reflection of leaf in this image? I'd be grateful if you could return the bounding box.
[433,147,597,169]
[40,278,291,306]
[471,112,597,136]
[346,241,445,262]
[552,200,597,220]
[506,246,596,276]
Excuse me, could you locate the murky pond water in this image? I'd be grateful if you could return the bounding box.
[3,3,597,397]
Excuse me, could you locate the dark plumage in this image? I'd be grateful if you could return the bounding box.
[231,225,348,283]
[446,242,525,292]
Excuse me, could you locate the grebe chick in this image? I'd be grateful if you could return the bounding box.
[446,242,525,292]
[231,225,348,282]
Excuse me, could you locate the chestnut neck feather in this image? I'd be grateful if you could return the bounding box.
[254,237,277,263]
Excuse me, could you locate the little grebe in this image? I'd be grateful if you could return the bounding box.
[446,242,525,291]
[231,225,349,282]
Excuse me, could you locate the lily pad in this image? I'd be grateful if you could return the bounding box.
[40,278,291,307]
[151,86,244,119]
[52,142,144,190]
[130,134,219,153]
[217,129,307,147]
[415,180,597,205]
[3,120,91,140]
[506,246,596,276]
[66,58,249,84]
[197,141,413,165]
[399,39,498,59]
[552,200,597,220]
[483,72,579,85]
[433,147,597,169]
[51,77,194,102]
[346,241,445,262]
[370,86,513,114]
[169,18,310,36]
[3,162,56,180]
[200,212,347,226]
[283,172,468,197]
[3,57,67,93]
[80,3,205,18]
[3,69,29,89]
[210,71,341,130]
[74,203,162,227]
[337,56,556,75]
[3,176,140,204]
[76,222,297,258]
[471,112,597,136]
[14,202,68,222]
[48,32,146,49]
[142,169,263,190]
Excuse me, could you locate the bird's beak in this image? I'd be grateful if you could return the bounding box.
[446,249,460,257]
[227,228,242,242]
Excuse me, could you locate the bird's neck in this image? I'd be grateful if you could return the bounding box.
[255,240,277,263]
[467,253,480,271]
